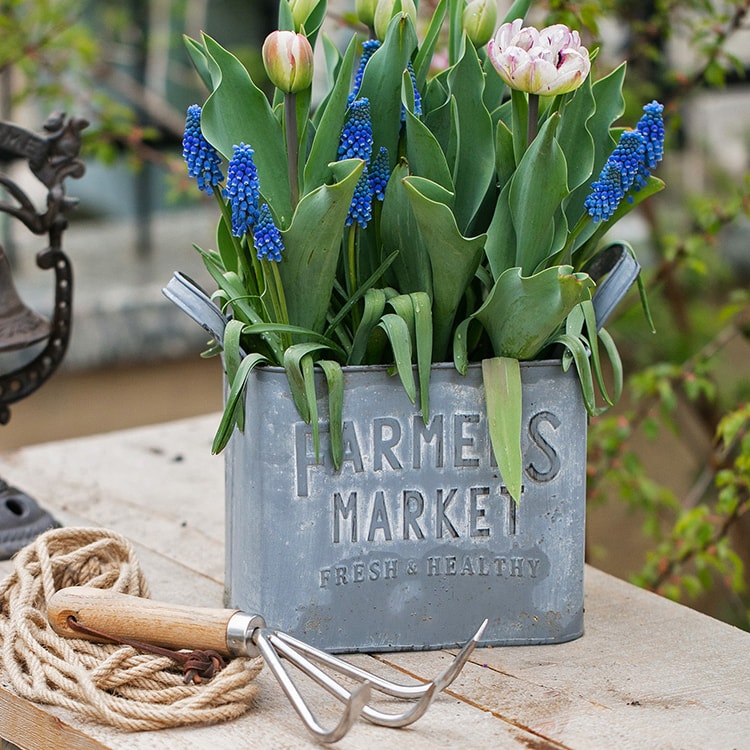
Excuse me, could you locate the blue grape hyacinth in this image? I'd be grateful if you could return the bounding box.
[253,203,285,262]
[584,130,647,223]
[223,143,261,237]
[348,40,380,106]
[634,100,665,190]
[369,147,390,201]
[338,99,374,227]
[182,105,224,195]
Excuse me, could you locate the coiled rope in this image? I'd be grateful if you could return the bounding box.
[0,527,262,731]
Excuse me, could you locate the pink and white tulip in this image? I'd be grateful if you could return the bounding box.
[262,30,314,94]
[487,19,591,96]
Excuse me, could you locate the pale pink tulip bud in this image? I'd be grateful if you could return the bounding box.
[262,30,314,94]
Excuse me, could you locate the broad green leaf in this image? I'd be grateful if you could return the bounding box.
[349,288,388,365]
[484,180,516,281]
[216,210,240,276]
[381,160,433,296]
[279,158,363,333]
[508,113,569,273]
[472,265,595,359]
[378,313,416,403]
[482,357,523,503]
[183,35,212,90]
[212,352,268,453]
[403,175,486,360]
[388,292,433,418]
[358,13,418,166]
[446,41,495,232]
[199,34,292,225]
[550,332,601,415]
[404,87,454,191]
[301,353,319,458]
[284,342,331,423]
[556,78,596,193]
[318,359,344,469]
[303,36,358,194]
[413,0,448,88]
[565,63,626,233]
[495,120,515,191]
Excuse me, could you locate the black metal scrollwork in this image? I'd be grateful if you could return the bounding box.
[0,112,88,424]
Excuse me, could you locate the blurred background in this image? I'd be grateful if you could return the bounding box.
[1,0,749,628]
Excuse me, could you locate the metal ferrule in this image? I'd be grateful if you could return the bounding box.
[226,611,266,658]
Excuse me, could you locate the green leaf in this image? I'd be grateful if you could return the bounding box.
[501,0,531,23]
[349,288,389,365]
[388,292,433,418]
[283,342,330,424]
[358,13,418,167]
[378,313,416,403]
[212,352,268,453]
[413,0,448,88]
[495,120,515,191]
[472,265,595,359]
[482,357,523,503]
[565,63,626,234]
[508,113,569,273]
[303,35,358,194]
[446,41,495,232]
[199,34,292,226]
[404,88,454,191]
[556,78,596,193]
[381,159,433,296]
[279,158,363,333]
[318,359,344,469]
[183,35,213,90]
[403,175,486,360]
[484,180,515,281]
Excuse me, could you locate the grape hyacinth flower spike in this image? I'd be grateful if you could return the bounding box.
[182,105,224,195]
[584,130,647,223]
[338,98,374,228]
[224,143,261,237]
[254,204,285,262]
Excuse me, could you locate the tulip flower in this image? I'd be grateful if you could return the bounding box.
[355,0,379,29]
[373,0,417,42]
[488,19,591,96]
[463,0,498,49]
[261,30,314,94]
[288,0,317,30]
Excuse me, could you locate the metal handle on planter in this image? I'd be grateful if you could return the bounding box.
[587,242,641,329]
[162,271,228,344]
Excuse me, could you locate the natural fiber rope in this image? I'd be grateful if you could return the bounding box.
[0,526,262,731]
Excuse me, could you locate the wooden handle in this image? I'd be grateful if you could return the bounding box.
[47,587,239,656]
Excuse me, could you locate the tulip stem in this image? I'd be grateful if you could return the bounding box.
[527,93,539,147]
[285,92,299,208]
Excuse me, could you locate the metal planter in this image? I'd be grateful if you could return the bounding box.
[225,360,586,653]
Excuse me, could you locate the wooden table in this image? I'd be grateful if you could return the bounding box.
[1,415,748,749]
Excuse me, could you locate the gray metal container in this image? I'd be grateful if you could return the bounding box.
[225,360,586,652]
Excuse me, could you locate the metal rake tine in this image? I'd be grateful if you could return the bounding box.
[269,632,439,728]
[254,629,371,743]
[272,618,488,700]
[431,617,488,692]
